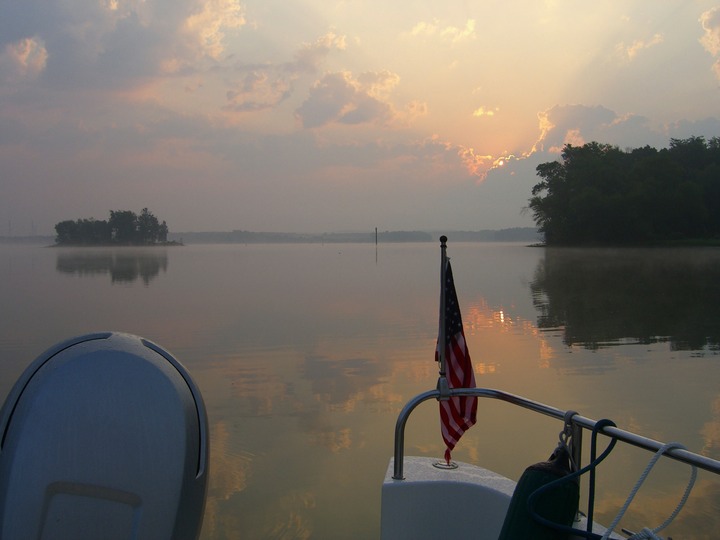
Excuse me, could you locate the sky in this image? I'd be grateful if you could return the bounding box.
[1,1,720,235]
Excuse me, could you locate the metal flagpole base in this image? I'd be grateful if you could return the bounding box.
[432,460,458,470]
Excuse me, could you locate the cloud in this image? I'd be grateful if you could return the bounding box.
[356,70,400,98]
[462,105,622,179]
[181,0,246,61]
[481,101,720,201]
[0,0,247,89]
[406,18,476,43]
[533,104,664,153]
[667,116,720,140]
[402,100,428,123]
[0,37,47,86]
[700,7,720,55]
[409,21,433,36]
[291,31,346,73]
[536,105,615,152]
[225,71,293,111]
[533,104,720,156]
[473,106,499,118]
[615,33,664,63]
[441,19,476,43]
[146,0,247,77]
[295,70,404,128]
[224,31,346,113]
[456,145,494,176]
[700,7,720,80]
[478,104,676,182]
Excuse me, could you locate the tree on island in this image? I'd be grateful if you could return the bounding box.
[55,208,170,245]
[528,136,720,245]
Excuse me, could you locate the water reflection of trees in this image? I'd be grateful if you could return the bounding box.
[56,249,168,285]
[530,248,720,350]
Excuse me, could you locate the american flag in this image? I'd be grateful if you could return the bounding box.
[436,260,477,464]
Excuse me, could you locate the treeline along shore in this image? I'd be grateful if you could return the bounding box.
[529,136,720,246]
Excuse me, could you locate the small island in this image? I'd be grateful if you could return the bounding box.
[54,208,179,246]
[528,136,720,246]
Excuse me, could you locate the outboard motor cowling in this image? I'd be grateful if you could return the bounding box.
[0,332,208,540]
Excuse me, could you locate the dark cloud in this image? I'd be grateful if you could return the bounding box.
[536,104,619,150]
[0,0,246,90]
[668,117,720,140]
[225,71,293,111]
[534,104,720,158]
[339,96,392,125]
[83,13,167,87]
[223,31,345,112]
[289,31,346,73]
[295,72,396,128]
[295,72,357,128]
[534,104,670,153]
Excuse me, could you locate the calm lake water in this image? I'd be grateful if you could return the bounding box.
[1,242,719,539]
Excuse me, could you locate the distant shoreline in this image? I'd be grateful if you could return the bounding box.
[166,227,540,244]
[0,227,540,245]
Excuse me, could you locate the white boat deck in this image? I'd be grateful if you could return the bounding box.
[381,456,622,540]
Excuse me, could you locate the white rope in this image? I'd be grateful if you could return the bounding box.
[601,442,697,540]
[628,527,663,539]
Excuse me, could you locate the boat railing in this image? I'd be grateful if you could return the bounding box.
[392,387,720,481]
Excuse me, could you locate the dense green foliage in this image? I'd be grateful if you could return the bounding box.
[55,208,169,245]
[528,137,720,245]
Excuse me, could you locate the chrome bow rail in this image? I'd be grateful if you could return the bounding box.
[392,387,720,480]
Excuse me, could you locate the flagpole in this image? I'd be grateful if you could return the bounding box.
[437,235,450,400]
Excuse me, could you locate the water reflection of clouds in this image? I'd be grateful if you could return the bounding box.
[266,492,315,540]
[203,420,253,538]
[301,355,384,410]
[593,474,720,539]
[228,363,292,417]
[668,478,720,538]
[297,354,385,453]
[307,426,352,453]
